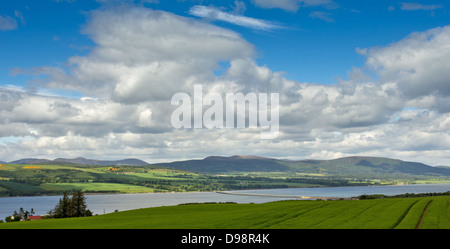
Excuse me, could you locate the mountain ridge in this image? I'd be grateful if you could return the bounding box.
[7,157,149,166]
[3,155,450,178]
[155,155,450,177]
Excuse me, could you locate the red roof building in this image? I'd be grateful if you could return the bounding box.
[28,216,42,221]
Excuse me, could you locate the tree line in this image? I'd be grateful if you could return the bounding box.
[3,190,92,222]
[358,191,450,199]
[4,207,36,222]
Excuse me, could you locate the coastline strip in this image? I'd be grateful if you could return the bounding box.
[216,191,349,200]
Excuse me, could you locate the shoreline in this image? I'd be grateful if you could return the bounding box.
[216,191,352,200]
[1,182,450,199]
[2,183,450,219]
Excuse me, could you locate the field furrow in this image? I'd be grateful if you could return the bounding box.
[1,196,449,229]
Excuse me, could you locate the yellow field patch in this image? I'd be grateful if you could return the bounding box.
[23,166,42,169]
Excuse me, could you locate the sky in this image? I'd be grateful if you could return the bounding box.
[1,0,450,166]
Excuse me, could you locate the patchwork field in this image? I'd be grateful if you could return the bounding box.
[1,196,449,229]
[0,163,384,197]
[0,164,212,195]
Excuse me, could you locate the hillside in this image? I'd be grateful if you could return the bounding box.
[156,155,290,173]
[157,155,450,178]
[283,156,450,177]
[2,155,450,196]
[4,155,450,178]
[8,157,149,166]
[1,196,449,229]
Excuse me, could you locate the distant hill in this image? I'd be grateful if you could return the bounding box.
[156,155,290,173]
[7,157,149,166]
[288,156,450,177]
[156,155,450,177]
[52,157,149,166]
[4,155,450,178]
[9,158,52,164]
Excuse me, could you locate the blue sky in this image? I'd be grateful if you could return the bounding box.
[1,0,450,165]
[2,0,448,87]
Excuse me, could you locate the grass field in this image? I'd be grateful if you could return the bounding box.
[0,164,210,195]
[1,196,449,229]
[1,163,391,197]
[40,182,155,193]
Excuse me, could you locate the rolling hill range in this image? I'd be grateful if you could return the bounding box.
[3,155,450,178]
[2,155,450,196]
[155,155,450,178]
[7,157,149,166]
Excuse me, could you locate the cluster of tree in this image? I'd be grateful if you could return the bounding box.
[358,194,387,200]
[48,190,93,218]
[358,191,450,199]
[284,177,371,187]
[4,207,35,222]
[221,184,290,190]
[391,191,450,198]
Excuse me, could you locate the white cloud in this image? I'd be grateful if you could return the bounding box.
[25,7,255,103]
[363,25,450,100]
[232,0,247,15]
[309,11,334,22]
[251,0,335,12]
[0,15,18,31]
[400,2,443,11]
[189,5,283,31]
[3,6,450,166]
[14,11,25,25]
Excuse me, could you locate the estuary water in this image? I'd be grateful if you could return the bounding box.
[1,183,449,221]
[228,183,450,198]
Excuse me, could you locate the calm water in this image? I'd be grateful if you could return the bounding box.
[1,183,449,220]
[229,183,450,198]
[0,192,287,220]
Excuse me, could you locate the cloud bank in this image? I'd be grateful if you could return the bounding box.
[2,6,450,166]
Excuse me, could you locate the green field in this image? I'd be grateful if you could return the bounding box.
[0,163,389,197]
[0,164,216,195]
[40,182,155,193]
[1,196,449,229]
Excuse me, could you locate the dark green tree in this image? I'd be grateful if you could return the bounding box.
[71,190,91,217]
[53,191,72,218]
[50,190,92,218]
